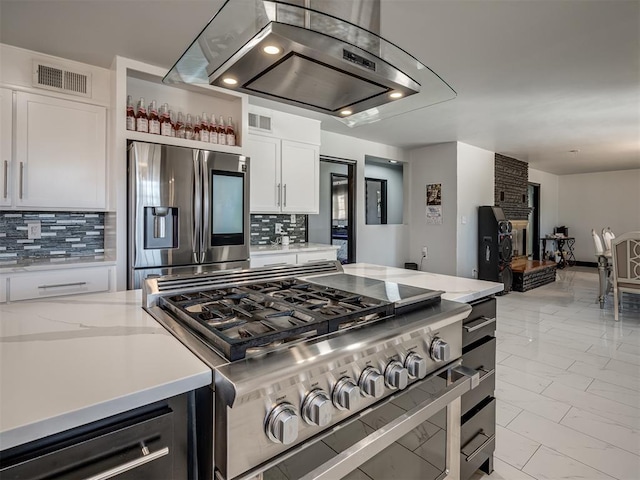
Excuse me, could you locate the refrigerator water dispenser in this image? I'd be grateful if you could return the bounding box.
[144,207,178,249]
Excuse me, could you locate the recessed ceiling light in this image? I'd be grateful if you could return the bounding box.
[263,45,281,55]
[340,109,353,116]
[389,92,403,99]
[222,77,238,86]
[389,160,398,163]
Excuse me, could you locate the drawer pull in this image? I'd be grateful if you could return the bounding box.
[462,432,495,463]
[263,262,288,267]
[306,258,328,263]
[84,445,169,480]
[464,316,496,333]
[38,282,87,289]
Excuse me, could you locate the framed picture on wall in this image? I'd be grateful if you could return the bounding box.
[426,183,443,224]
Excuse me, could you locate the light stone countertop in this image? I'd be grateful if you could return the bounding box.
[0,290,211,451]
[343,263,503,303]
[250,242,340,256]
[0,256,116,273]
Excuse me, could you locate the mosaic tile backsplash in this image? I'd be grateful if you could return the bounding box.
[0,211,105,260]
[250,214,307,245]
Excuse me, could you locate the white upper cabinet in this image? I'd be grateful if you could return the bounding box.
[248,135,319,214]
[247,107,320,214]
[0,88,12,207]
[247,135,281,213]
[14,92,107,209]
[280,140,319,213]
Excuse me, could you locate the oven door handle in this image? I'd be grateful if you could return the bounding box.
[299,365,480,480]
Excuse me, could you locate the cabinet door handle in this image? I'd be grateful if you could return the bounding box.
[463,316,496,333]
[3,160,7,198]
[19,162,24,199]
[84,446,169,480]
[38,282,87,289]
[462,432,495,463]
[277,183,281,207]
[283,184,287,207]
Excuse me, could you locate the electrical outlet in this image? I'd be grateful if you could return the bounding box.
[275,223,284,234]
[421,246,428,258]
[472,268,478,279]
[27,221,41,240]
[290,214,296,223]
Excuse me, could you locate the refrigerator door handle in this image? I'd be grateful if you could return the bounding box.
[192,151,201,264]
[200,151,210,264]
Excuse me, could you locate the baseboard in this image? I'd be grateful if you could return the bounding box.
[575,261,597,268]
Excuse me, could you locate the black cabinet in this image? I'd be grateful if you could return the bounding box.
[1,393,192,480]
[460,296,496,480]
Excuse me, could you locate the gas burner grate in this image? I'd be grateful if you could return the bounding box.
[159,278,394,361]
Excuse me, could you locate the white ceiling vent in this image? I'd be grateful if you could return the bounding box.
[32,61,92,98]
[248,112,272,134]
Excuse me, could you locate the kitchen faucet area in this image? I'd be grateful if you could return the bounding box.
[1,1,639,479]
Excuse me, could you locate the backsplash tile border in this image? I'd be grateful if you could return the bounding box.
[250,214,307,245]
[0,211,106,260]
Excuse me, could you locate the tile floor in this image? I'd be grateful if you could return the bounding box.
[472,266,640,480]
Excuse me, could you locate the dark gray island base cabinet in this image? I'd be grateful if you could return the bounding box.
[0,391,198,480]
[460,296,497,480]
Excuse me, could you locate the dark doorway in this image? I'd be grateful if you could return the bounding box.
[308,157,356,264]
[528,183,541,260]
[365,177,388,225]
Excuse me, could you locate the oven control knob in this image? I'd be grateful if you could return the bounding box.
[385,361,409,390]
[359,367,385,398]
[333,377,360,410]
[302,389,332,427]
[430,337,450,362]
[405,352,428,379]
[265,403,298,445]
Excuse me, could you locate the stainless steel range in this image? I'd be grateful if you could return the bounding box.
[143,262,479,480]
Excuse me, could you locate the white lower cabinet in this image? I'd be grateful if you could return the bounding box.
[250,249,337,268]
[2,265,114,302]
[250,253,298,268]
[297,250,337,264]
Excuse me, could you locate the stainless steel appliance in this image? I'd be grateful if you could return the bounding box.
[143,262,479,480]
[163,1,456,127]
[128,141,250,289]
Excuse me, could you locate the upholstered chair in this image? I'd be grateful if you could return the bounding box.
[611,231,640,321]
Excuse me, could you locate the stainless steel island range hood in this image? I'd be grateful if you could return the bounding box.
[164,0,456,127]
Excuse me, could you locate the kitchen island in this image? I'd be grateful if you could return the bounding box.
[0,289,211,477]
[1,263,501,479]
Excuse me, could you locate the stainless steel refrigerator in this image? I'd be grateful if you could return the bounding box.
[128,141,250,289]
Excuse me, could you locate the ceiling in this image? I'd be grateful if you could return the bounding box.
[1,0,638,175]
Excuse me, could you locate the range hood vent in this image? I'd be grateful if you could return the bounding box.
[164,0,455,127]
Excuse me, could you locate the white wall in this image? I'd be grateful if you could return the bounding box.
[408,143,458,275]
[320,130,409,267]
[558,169,640,262]
[456,143,495,277]
[529,168,559,258]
